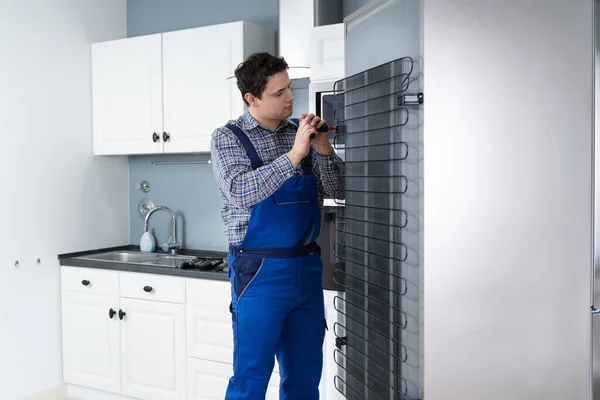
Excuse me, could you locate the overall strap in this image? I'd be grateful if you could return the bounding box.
[289,118,313,176]
[226,123,263,170]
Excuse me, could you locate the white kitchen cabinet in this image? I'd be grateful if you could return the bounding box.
[91,34,163,155]
[120,297,186,400]
[186,304,233,364]
[310,23,345,82]
[162,23,241,154]
[61,267,187,400]
[61,291,121,394]
[61,267,340,400]
[187,358,279,400]
[91,21,274,156]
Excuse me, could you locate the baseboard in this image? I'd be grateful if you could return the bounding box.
[17,385,67,400]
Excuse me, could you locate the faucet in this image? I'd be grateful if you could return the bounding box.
[144,206,180,255]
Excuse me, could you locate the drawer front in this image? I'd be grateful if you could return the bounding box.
[186,278,230,306]
[61,266,119,296]
[120,272,185,304]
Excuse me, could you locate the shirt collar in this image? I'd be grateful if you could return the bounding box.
[241,108,297,133]
[241,108,260,131]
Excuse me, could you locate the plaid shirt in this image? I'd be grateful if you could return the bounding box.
[211,109,345,245]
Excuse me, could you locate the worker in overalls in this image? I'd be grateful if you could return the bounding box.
[210,52,344,399]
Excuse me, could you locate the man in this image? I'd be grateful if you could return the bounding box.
[210,52,344,400]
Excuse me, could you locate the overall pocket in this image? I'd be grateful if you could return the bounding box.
[272,177,313,205]
[232,255,265,300]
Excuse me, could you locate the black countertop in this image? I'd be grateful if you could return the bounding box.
[58,245,229,281]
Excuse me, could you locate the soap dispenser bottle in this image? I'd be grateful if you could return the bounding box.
[140,229,155,252]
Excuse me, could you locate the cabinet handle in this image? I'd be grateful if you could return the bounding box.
[118,309,126,320]
[109,308,116,319]
[152,132,160,143]
[162,132,170,142]
[81,280,90,286]
[143,285,153,293]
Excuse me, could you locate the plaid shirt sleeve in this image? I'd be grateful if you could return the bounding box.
[211,126,296,209]
[313,149,346,200]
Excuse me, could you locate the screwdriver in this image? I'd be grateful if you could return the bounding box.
[310,124,335,140]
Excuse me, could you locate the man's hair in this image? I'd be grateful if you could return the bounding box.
[234,52,289,106]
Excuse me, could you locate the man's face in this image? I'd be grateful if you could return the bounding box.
[254,70,294,120]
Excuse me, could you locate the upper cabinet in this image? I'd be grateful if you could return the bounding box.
[91,21,274,155]
[310,23,345,82]
[91,34,163,155]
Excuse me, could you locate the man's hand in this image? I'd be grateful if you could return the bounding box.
[299,113,333,156]
[286,113,334,168]
[286,114,316,168]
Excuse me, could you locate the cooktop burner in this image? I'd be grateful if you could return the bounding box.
[178,257,225,271]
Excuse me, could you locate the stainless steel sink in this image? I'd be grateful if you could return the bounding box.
[139,255,195,267]
[76,250,195,267]
[77,250,160,263]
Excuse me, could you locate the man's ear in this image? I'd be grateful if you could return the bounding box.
[244,93,259,107]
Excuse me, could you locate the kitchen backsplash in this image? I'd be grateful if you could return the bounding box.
[129,153,227,252]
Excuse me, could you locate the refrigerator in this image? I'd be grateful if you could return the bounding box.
[332,0,597,399]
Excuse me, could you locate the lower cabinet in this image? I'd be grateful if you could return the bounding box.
[186,358,279,400]
[61,266,342,400]
[120,298,186,400]
[61,290,121,394]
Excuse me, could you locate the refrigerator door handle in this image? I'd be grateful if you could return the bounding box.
[592,307,600,315]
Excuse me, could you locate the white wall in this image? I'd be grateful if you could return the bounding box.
[424,1,594,399]
[0,1,129,398]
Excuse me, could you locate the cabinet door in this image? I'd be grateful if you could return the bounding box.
[120,298,186,400]
[187,358,279,400]
[92,34,163,155]
[61,291,121,394]
[310,24,345,82]
[187,304,232,365]
[162,22,243,153]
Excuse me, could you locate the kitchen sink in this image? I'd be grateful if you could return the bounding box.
[77,251,158,263]
[139,255,195,267]
[76,250,195,267]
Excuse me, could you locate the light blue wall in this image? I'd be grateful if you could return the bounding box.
[129,154,228,252]
[126,0,355,251]
[127,0,278,37]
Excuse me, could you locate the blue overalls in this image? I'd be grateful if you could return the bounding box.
[225,121,326,400]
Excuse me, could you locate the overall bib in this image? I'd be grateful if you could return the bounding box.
[225,121,326,400]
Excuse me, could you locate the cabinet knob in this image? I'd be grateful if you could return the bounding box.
[162,132,170,142]
[119,309,126,320]
[81,280,90,286]
[143,285,153,293]
[152,132,160,143]
[109,308,116,319]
